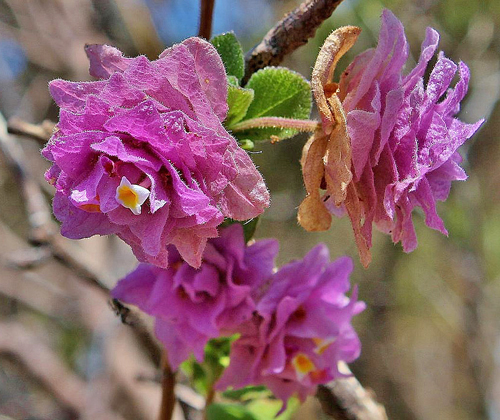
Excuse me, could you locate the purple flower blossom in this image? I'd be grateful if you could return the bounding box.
[300,10,484,266]
[216,245,364,407]
[43,38,270,268]
[339,10,484,252]
[111,224,278,369]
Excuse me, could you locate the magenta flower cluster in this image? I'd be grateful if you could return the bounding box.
[217,242,364,405]
[113,224,364,405]
[112,224,279,368]
[42,7,484,411]
[43,35,364,405]
[43,38,269,268]
[331,10,483,252]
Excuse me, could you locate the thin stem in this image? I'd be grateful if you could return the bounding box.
[157,352,177,420]
[198,0,216,39]
[7,116,54,145]
[203,385,215,420]
[230,117,320,133]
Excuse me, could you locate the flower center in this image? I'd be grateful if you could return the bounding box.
[115,176,150,215]
[291,353,316,380]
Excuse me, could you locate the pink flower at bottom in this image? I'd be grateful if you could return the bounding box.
[112,224,278,369]
[216,245,364,407]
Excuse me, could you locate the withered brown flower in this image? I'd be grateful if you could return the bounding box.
[298,26,371,267]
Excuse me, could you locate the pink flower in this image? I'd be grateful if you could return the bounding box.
[111,224,278,369]
[216,245,364,407]
[299,10,484,266]
[43,38,269,268]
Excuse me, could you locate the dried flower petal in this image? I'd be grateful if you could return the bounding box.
[297,129,331,231]
[299,27,360,233]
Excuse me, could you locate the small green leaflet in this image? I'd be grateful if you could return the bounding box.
[211,32,245,82]
[226,83,255,127]
[212,33,312,143]
[207,403,257,420]
[206,399,298,420]
[222,386,270,401]
[234,67,312,142]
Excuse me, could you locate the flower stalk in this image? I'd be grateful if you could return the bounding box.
[203,385,216,420]
[230,116,320,133]
[157,353,176,420]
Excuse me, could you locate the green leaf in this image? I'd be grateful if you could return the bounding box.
[226,84,255,127]
[180,336,236,395]
[211,32,245,81]
[222,386,270,401]
[242,217,260,242]
[207,404,258,420]
[246,397,299,420]
[238,139,255,151]
[227,75,239,87]
[236,67,312,142]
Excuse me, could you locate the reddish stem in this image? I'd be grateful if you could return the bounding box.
[198,0,216,39]
[157,353,176,420]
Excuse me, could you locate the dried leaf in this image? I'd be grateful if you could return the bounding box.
[298,129,331,231]
[345,183,371,267]
[324,94,352,206]
[311,26,361,133]
[300,25,372,264]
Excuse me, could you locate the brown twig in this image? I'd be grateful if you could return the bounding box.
[198,0,216,39]
[157,352,177,420]
[7,117,54,145]
[243,0,345,84]
[0,321,87,416]
[109,298,162,364]
[0,116,55,245]
[316,363,388,420]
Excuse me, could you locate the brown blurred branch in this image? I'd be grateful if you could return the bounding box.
[7,117,54,145]
[157,352,177,420]
[243,0,345,83]
[0,220,165,420]
[109,298,162,364]
[316,364,388,420]
[0,216,164,419]
[0,321,87,416]
[0,114,55,246]
[2,0,108,78]
[198,0,215,39]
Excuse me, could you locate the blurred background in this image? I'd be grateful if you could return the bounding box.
[0,0,499,419]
